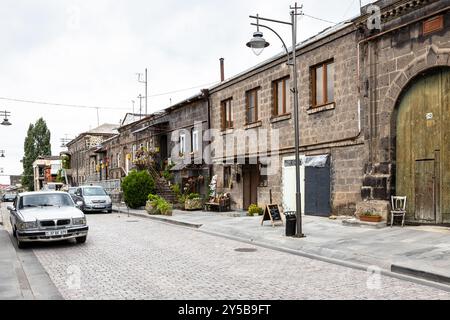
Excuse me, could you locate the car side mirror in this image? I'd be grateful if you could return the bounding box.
[7,205,15,211]
[76,201,83,207]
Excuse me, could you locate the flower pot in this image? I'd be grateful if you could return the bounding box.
[359,215,382,223]
[185,198,203,211]
[145,200,160,215]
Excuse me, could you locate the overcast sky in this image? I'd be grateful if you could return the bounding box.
[0,0,374,184]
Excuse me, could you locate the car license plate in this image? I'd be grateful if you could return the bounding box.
[95,205,105,209]
[45,230,68,236]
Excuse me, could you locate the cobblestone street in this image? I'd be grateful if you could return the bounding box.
[2,206,447,300]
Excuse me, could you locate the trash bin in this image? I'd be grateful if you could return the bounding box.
[284,211,297,237]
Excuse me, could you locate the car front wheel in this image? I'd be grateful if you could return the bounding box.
[17,238,26,249]
[76,236,87,244]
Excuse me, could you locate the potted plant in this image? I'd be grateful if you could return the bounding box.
[248,204,263,217]
[359,210,383,223]
[146,194,161,215]
[185,193,203,211]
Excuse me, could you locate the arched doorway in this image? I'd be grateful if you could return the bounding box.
[396,67,450,224]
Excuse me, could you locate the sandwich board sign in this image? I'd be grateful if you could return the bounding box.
[261,204,284,227]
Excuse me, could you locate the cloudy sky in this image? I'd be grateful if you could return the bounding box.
[0,0,374,184]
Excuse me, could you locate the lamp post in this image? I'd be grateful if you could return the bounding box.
[247,3,305,238]
[1,110,12,126]
[0,150,5,158]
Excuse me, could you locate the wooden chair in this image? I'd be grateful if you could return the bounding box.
[390,196,407,227]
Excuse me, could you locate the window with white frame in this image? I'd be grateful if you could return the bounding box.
[179,133,186,155]
[192,129,199,153]
[132,144,137,160]
[117,153,120,168]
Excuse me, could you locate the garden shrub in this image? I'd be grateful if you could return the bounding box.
[187,193,201,200]
[147,194,173,215]
[121,170,155,209]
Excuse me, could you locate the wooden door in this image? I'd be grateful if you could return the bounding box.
[396,68,450,223]
[414,160,435,222]
[243,165,258,210]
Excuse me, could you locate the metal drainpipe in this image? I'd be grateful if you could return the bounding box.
[204,89,212,182]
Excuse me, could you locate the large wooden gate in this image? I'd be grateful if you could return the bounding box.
[396,68,450,224]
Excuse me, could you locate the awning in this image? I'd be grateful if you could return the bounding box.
[304,154,329,168]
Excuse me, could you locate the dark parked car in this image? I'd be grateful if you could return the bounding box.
[2,193,16,202]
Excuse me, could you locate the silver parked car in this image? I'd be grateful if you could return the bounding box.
[8,191,89,249]
[74,186,112,213]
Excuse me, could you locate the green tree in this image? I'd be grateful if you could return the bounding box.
[121,170,155,209]
[21,118,52,191]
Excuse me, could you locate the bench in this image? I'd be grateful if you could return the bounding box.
[204,198,231,212]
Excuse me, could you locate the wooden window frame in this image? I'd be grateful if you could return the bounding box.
[245,87,260,125]
[311,60,334,108]
[220,98,233,130]
[272,76,290,116]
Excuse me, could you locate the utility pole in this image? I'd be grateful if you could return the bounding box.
[96,107,100,126]
[145,68,148,115]
[137,68,148,115]
[137,94,143,119]
[132,100,135,114]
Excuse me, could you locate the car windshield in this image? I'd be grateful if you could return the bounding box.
[20,193,73,209]
[83,187,107,196]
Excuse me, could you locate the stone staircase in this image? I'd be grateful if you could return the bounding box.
[148,167,178,204]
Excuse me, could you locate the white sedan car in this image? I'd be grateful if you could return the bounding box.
[8,191,89,249]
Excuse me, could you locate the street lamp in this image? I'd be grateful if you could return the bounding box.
[246,17,270,56]
[247,3,305,238]
[1,110,12,126]
[0,150,5,158]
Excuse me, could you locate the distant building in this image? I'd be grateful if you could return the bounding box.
[9,175,22,187]
[33,156,62,191]
[65,123,118,186]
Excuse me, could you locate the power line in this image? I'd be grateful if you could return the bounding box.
[0,81,218,111]
[302,13,337,25]
[147,81,218,98]
[0,97,127,111]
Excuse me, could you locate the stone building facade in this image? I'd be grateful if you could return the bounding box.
[65,124,118,186]
[70,93,211,197]
[208,0,449,223]
[357,0,450,223]
[209,19,363,215]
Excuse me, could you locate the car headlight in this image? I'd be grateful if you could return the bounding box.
[18,221,38,230]
[72,217,86,225]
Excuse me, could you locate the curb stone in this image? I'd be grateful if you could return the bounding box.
[113,208,202,229]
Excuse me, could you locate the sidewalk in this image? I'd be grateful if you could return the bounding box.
[113,204,450,286]
[0,206,62,300]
